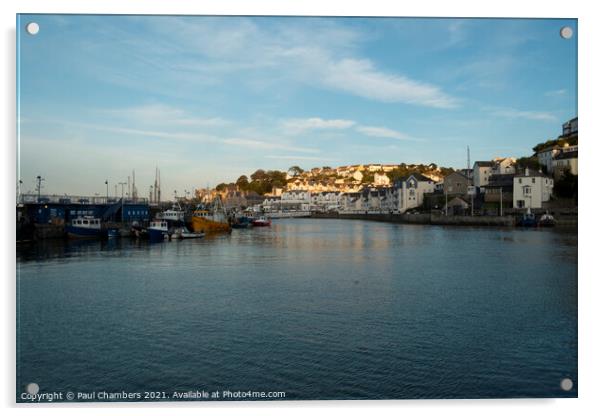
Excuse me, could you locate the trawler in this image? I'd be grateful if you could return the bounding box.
[190,197,231,233]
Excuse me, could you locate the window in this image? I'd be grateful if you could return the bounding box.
[517,200,525,208]
[523,186,531,195]
[531,178,535,184]
[83,220,88,225]
[518,178,522,184]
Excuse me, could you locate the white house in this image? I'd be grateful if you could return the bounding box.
[552,150,578,179]
[492,157,517,175]
[513,169,554,209]
[373,172,390,186]
[394,173,435,213]
[536,145,562,174]
[472,161,495,189]
[311,192,341,212]
[263,190,311,212]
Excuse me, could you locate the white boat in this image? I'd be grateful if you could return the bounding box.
[157,203,185,222]
[173,226,205,239]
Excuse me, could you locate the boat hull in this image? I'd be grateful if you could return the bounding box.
[65,225,102,238]
[147,228,167,241]
[252,220,271,227]
[191,217,231,233]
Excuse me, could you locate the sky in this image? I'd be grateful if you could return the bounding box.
[17,15,577,198]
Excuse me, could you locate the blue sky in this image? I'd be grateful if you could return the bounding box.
[17,15,577,197]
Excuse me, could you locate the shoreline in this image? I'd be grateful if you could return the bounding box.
[310,212,578,228]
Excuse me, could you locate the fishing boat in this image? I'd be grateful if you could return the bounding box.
[65,216,102,238]
[231,216,253,229]
[190,197,231,233]
[538,212,556,227]
[173,225,205,239]
[251,216,271,227]
[147,219,169,241]
[157,203,186,223]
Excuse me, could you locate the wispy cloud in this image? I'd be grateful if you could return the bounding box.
[98,17,459,109]
[355,125,410,141]
[491,108,556,121]
[282,117,356,134]
[265,155,338,162]
[545,89,567,97]
[222,138,319,154]
[98,104,229,127]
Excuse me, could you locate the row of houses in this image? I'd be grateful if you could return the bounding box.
[260,163,558,215]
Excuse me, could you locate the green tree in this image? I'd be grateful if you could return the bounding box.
[287,166,304,177]
[236,175,249,191]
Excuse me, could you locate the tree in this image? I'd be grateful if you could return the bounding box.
[250,169,267,181]
[516,156,544,172]
[287,166,304,177]
[554,169,578,200]
[215,183,228,192]
[236,175,249,191]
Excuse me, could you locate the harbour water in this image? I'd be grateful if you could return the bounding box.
[16,219,577,400]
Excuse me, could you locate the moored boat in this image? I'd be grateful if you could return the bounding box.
[173,226,205,239]
[231,216,253,229]
[65,216,102,238]
[251,216,271,227]
[190,197,231,233]
[517,212,537,227]
[538,212,556,227]
[157,203,185,223]
[147,219,169,241]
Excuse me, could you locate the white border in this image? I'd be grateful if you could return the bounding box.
[2,1,600,415]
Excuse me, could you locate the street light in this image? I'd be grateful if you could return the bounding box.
[118,182,127,223]
[105,180,109,202]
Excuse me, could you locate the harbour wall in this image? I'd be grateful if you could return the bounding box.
[311,212,577,227]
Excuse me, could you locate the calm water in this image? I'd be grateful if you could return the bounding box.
[16,219,577,401]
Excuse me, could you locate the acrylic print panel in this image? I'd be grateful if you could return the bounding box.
[16,14,578,402]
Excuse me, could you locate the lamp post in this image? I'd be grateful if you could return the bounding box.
[118,182,127,223]
[105,180,109,202]
[35,175,45,203]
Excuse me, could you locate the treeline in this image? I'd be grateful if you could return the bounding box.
[386,163,455,182]
[532,136,578,153]
[216,169,287,195]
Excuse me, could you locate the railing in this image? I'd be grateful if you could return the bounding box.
[18,194,149,205]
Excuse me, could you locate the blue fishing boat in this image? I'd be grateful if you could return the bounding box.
[65,216,102,238]
[147,219,169,241]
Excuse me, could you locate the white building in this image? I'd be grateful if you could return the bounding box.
[492,157,517,175]
[311,192,341,212]
[536,145,562,174]
[552,150,578,178]
[263,190,311,212]
[373,172,390,186]
[472,161,495,189]
[513,169,554,209]
[394,173,435,213]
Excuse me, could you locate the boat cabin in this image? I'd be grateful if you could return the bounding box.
[71,217,101,229]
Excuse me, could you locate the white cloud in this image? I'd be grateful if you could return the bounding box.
[491,108,556,121]
[355,125,410,140]
[282,117,356,134]
[123,17,458,109]
[322,58,458,108]
[264,155,338,162]
[545,89,567,97]
[222,138,319,154]
[98,104,228,127]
